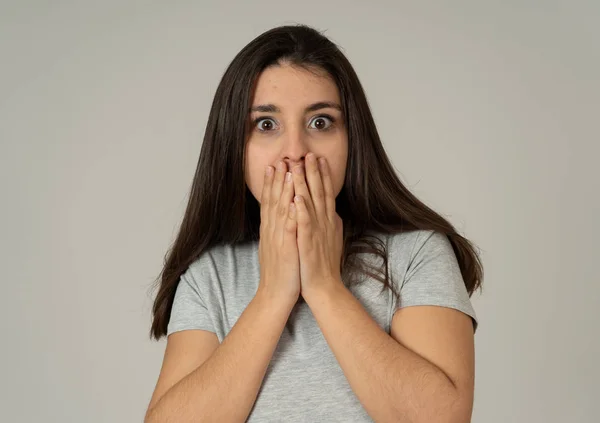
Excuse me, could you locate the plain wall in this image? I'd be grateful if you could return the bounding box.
[1,1,598,422]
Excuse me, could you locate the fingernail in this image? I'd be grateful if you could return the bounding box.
[318,157,325,168]
[285,172,292,182]
[265,166,273,175]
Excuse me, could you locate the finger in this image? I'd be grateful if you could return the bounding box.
[293,194,311,227]
[305,153,325,222]
[280,171,295,210]
[291,164,316,221]
[269,161,287,223]
[276,171,295,241]
[260,165,274,223]
[318,157,336,222]
[285,201,298,235]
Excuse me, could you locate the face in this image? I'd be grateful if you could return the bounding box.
[244,63,348,204]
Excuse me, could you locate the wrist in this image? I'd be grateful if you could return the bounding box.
[302,277,345,306]
[255,286,299,311]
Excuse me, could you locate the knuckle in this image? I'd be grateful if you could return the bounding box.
[277,203,287,217]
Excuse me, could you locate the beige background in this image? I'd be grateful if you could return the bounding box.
[1,1,598,422]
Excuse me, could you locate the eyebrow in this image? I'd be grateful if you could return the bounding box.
[250,101,342,113]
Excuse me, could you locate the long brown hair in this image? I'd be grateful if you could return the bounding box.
[149,24,483,340]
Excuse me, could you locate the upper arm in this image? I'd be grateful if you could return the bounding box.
[388,230,478,418]
[146,329,220,415]
[390,306,475,417]
[147,265,220,416]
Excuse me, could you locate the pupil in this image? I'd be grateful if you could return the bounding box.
[263,121,272,130]
[316,119,324,129]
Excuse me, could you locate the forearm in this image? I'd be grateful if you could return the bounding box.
[146,289,295,423]
[305,283,462,423]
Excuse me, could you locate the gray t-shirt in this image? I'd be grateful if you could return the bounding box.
[167,229,477,422]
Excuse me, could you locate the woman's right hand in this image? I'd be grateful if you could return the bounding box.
[257,161,300,305]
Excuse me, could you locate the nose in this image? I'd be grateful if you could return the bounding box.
[280,127,309,170]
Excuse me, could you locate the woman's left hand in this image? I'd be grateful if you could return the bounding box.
[291,153,344,299]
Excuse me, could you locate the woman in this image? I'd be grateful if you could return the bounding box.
[145,24,483,423]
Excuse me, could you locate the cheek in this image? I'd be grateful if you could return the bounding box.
[332,163,346,196]
[326,153,347,197]
[246,164,263,202]
[323,138,347,196]
[245,145,271,203]
[319,159,344,198]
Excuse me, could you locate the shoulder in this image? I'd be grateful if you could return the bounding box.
[386,228,447,251]
[384,229,467,295]
[184,240,258,283]
[190,240,257,264]
[384,230,478,328]
[383,229,452,266]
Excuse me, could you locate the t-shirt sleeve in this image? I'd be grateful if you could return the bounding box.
[166,267,216,336]
[392,230,478,330]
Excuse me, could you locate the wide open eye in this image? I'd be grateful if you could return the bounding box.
[254,118,278,132]
[309,115,335,131]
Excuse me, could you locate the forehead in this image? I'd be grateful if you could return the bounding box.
[251,64,340,105]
